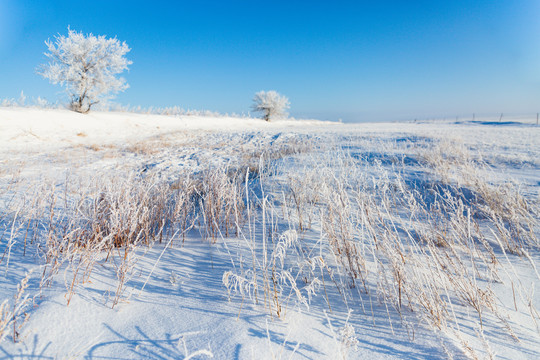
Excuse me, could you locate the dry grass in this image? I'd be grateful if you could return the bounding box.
[221,136,539,357]
[0,271,32,343]
[125,141,162,155]
[1,132,538,358]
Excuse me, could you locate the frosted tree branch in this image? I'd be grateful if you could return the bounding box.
[38,28,132,113]
[252,90,290,121]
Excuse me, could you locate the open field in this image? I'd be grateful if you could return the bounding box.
[0,108,539,359]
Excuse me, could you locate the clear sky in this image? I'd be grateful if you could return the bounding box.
[1,0,539,122]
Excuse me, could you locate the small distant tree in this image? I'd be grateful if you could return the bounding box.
[252,90,290,121]
[38,28,132,113]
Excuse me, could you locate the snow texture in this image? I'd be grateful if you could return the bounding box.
[0,107,539,359]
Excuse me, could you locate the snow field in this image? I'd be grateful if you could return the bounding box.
[0,108,539,359]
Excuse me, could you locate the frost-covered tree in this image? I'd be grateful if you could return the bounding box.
[252,90,290,121]
[38,28,131,113]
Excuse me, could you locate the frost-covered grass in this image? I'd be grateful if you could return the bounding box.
[0,95,246,118]
[0,108,539,359]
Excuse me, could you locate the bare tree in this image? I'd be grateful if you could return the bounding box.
[252,90,290,121]
[38,28,131,113]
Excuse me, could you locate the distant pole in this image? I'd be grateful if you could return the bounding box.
[473,113,475,121]
[499,113,503,122]
[537,113,539,125]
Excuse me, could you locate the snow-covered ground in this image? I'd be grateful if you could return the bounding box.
[0,108,539,359]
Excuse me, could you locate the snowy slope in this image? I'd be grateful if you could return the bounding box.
[0,108,539,359]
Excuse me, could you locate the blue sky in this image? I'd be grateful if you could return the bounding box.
[1,0,539,122]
